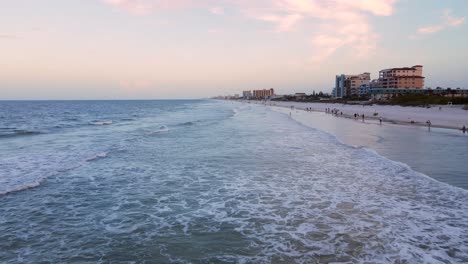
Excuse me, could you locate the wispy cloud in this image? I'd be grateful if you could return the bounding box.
[103,0,154,15]
[255,13,303,32]
[102,0,197,15]
[245,0,397,60]
[0,34,20,40]
[101,0,399,61]
[415,9,465,36]
[210,6,224,16]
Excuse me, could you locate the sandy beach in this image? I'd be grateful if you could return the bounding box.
[256,101,468,130]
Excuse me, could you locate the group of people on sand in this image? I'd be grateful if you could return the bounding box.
[325,108,342,115]
[303,105,467,134]
[353,113,367,122]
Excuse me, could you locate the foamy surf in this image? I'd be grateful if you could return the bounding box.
[1,100,467,263]
[146,125,170,135]
[85,152,109,162]
[0,150,111,196]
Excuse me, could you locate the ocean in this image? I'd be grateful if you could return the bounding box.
[274,105,468,190]
[0,100,467,263]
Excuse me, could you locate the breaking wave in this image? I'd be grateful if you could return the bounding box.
[146,125,170,135]
[0,129,43,138]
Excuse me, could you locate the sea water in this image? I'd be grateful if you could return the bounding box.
[273,105,468,190]
[0,100,467,263]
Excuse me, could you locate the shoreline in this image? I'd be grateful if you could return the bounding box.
[248,100,468,191]
[242,100,468,131]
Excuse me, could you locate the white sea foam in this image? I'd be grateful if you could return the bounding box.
[146,125,170,135]
[0,150,111,196]
[1,101,467,263]
[85,152,109,162]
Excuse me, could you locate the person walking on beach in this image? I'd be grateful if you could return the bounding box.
[462,125,466,133]
[426,120,431,130]
[379,117,383,125]
[362,114,365,122]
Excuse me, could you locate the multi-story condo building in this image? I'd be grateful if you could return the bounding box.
[253,88,275,99]
[334,73,371,98]
[378,65,424,89]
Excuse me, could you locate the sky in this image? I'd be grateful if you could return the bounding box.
[1,0,467,99]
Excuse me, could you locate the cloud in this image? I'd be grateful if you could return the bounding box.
[101,0,399,60]
[255,13,303,32]
[246,0,396,60]
[103,0,154,15]
[444,10,465,27]
[416,9,465,36]
[0,34,20,40]
[210,6,224,15]
[102,0,197,15]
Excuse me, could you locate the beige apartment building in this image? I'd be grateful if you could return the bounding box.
[334,73,370,97]
[346,73,371,96]
[253,88,275,99]
[378,65,425,89]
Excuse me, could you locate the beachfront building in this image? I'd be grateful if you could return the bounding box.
[334,73,371,98]
[377,65,425,89]
[334,74,345,98]
[242,90,253,99]
[357,83,371,96]
[253,88,275,99]
[294,93,307,100]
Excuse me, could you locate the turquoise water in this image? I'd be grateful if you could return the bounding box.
[1,100,467,263]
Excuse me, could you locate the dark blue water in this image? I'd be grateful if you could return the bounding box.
[1,100,467,263]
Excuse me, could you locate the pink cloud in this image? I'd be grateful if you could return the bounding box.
[418,25,444,34]
[101,0,400,60]
[102,0,200,15]
[444,10,465,27]
[210,6,225,15]
[335,0,397,16]
[103,0,154,15]
[415,9,465,36]
[256,14,303,32]
[262,0,395,60]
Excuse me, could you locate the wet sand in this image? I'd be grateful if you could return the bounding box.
[257,101,468,131]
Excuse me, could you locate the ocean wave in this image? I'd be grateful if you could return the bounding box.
[85,152,109,162]
[0,178,46,196]
[88,120,113,126]
[274,106,468,194]
[146,126,170,135]
[0,129,43,138]
[176,121,196,126]
[0,150,111,196]
[63,117,79,121]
